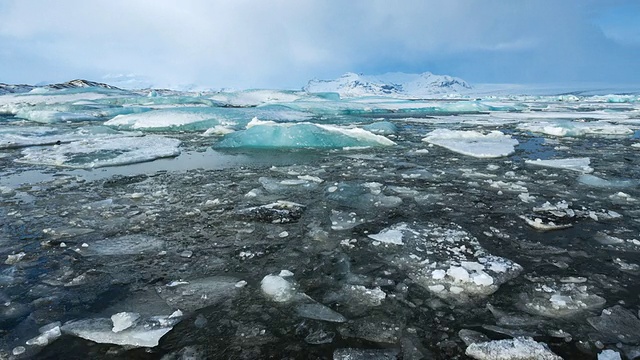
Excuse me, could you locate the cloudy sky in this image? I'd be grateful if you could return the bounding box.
[1,0,639,89]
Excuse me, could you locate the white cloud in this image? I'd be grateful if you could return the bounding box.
[0,0,637,88]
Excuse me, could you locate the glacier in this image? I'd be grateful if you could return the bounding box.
[0,77,639,359]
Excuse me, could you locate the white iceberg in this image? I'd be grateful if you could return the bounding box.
[422,129,518,158]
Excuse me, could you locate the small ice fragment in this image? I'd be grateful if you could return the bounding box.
[279,270,294,277]
[235,280,247,288]
[447,266,470,282]
[130,193,144,199]
[180,250,193,258]
[278,231,289,238]
[111,312,140,333]
[598,349,622,360]
[472,272,494,286]
[13,346,26,356]
[5,252,26,265]
[261,275,295,302]
[431,269,446,280]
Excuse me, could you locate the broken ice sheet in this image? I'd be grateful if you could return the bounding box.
[156,276,241,312]
[517,278,606,318]
[365,222,522,303]
[60,312,181,348]
[465,336,562,360]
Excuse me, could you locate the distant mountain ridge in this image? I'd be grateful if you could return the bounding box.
[0,79,123,95]
[304,72,472,98]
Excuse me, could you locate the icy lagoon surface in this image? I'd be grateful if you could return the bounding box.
[1,85,640,359]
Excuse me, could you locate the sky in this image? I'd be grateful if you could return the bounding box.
[1,0,639,90]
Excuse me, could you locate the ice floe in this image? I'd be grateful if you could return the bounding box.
[525,157,593,173]
[365,222,522,302]
[465,337,562,360]
[518,120,634,137]
[60,311,181,348]
[422,129,518,158]
[15,135,181,168]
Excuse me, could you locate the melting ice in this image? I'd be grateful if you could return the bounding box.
[1,81,640,359]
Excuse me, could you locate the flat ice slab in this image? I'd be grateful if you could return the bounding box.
[465,336,562,360]
[367,222,522,303]
[525,157,593,173]
[422,129,518,158]
[16,135,181,168]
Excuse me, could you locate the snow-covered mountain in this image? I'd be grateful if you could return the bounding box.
[303,72,472,98]
[0,79,123,95]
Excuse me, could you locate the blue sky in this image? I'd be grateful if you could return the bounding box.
[0,0,639,89]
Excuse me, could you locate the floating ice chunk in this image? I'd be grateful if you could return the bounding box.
[370,223,522,303]
[588,305,640,344]
[79,235,164,256]
[156,276,240,311]
[295,303,347,323]
[518,120,633,137]
[111,312,140,333]
[60,313,180,348]
[525,157,593,173]
[324,285,387,309]
[261,275,297,303]
[330,210,368,230]
[368,225,406,245]
[236,201,305,223]
[362,121,398,135]
[465,337,562,360]
[26,323,62,346]
[5,252,25,265]
[214,118,395,149]
[422,129,518,158]
[518,280,605,318]
[333,348,400,360]
[106,108,231,131]
[459,329,490,346]
[578,174,638,189]
[599,349,622,360]
[519,216,572,231]
[326,182,402,209]
[338,316,402,344]
[16,136,180,168]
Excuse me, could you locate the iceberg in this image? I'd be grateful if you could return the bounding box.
[16,135,180,168]
[422,129,518,158]
[214,118,395,149]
